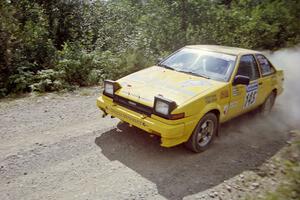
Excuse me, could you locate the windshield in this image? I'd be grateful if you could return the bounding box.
[160,48,237,81]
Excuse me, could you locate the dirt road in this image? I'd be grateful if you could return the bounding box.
[0,84,297,200]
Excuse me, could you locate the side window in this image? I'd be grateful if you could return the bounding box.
[236,55,260,81]
[256,54,275,76]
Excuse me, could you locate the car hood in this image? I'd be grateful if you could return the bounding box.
[115,66,223,106]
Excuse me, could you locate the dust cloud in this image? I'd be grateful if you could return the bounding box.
[226,46,300,141]
[265,46,300,128]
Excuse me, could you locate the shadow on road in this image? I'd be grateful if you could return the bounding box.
[95,111,289,200]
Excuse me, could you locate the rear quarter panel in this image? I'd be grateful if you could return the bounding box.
[274,69,284,95]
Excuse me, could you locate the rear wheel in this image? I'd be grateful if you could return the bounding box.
[185,113,218,153]
[260,91,276,115]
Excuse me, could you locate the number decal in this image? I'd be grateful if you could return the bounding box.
[244,82,258,108]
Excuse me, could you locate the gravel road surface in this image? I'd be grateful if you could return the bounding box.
[0,85,297,200]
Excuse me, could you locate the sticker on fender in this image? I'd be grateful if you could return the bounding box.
[244,82,258,108]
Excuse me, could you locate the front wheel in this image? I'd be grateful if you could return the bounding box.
[185,113,218,153]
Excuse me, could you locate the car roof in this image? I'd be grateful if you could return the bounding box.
[185,45,261,56]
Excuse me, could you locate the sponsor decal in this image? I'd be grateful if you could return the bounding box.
[180,80,211,87]
[128,101,137,106]
[220,90,229,99]
[232,86,240,96]
[244,81,258,108]
[229,101,238,109]
[120,90,152,102]
[223,104,229,115]
[205,95,217,103]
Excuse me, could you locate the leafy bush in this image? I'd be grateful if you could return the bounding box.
[1,0,300,97]
[87,69,104,85]
[56,43,154,87]
[8,65,35,93]
[30,69,64,92]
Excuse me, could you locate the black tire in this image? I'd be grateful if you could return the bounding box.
[185,113,218,153]
[260,91,276,116]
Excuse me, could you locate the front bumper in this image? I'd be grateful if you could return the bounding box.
[97,95,186,147]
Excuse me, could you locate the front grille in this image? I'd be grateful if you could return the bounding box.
[113,95,153,116]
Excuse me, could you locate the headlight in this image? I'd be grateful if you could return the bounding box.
[104,82,114,95]
[154,96,177,118]
[103,80,121,97]
[155,100,170,115]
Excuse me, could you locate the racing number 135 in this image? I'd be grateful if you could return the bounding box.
[244,82,258,108]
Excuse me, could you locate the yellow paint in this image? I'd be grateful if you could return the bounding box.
[96,45,284,147]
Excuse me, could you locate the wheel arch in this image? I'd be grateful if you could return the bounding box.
[195,107,221,137]
[208,109,220,120]
[272,88,278,96]
[182,104,222,143]
[206,109,220,136]
[262,88,277,103]
[184,108,220,152]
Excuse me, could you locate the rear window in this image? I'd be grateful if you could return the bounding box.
[256,54,275,76]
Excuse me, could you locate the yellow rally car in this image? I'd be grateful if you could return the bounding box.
[97,45,284,152]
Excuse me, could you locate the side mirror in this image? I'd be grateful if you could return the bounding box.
[233,75,250,86]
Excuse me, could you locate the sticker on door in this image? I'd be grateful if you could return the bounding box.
[244,81,258,108]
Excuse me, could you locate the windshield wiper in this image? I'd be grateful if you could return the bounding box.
[157,63,175,70]
[196,73,210,79]
[158,64,210,79]
[176,70,210,79]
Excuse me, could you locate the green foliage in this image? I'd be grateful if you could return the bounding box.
[8,66,34,93]
[0,0,300,96]
[30,69,64,93]
[258,141,300,200]
[0,0,57,95]
[57,43,154,86]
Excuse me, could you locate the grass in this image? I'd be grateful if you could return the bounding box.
[250,139,300,200]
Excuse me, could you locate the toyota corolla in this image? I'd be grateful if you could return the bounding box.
[97,45,284,152]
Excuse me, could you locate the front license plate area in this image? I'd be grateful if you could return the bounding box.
[108,107,146,127]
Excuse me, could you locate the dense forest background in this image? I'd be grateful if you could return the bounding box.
[1,0,299,96]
